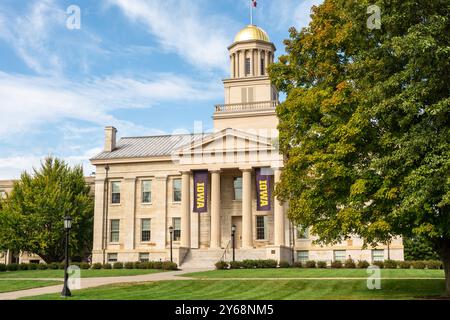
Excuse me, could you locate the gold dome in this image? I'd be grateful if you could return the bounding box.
[234,25,270,43]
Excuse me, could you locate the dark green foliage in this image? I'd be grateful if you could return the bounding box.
[138,262,150,269]
[293,261,303,268]
[0,157,94,263]
[6,263,18,271]
[133,262,141,269]
[113,262,123,269]
[58,263,65,270]
[411,261,426,269]
[102,263,112,270]
[229,261,243,269]
[92,263,102,270]
[278,261,291,268]
[0,264,6,272]
[384,260,398,269]
[404,237,440,261]
[373,261,384,269]
[426,260,443,269]
[215,261,228,270]
[306,260,317,268]
[28,263,38,270]
[162,261,178,270]
[37,263,48,270]
[331,261,342,269]
[317,261,327,268]
[18,263,29,271]
[152,261,162,269]
[398,261,411,269]
[124,262,134,269]
[80,262,90,270]
[344,259,356,268]
[357,260,370,269]
[48,262,59,270]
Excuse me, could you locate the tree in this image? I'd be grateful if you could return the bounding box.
[0,157,93,263]
[403,236,439,261]
[270,0,449,294]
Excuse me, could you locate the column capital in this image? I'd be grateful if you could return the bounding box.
[180,170,191,175]
[239,167,253,172]
[209,169,222,174]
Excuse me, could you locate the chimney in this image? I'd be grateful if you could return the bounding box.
[104,126,117,152]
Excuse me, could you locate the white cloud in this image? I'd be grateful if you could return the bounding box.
[105,0,236,72]
[0,71,221,140]
[265,0,324,31]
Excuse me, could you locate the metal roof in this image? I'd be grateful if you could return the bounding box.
[91,133,210,160]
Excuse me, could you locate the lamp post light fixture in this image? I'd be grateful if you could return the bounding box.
[231,225,236,262]
[61,216,72,297]
[169,226,174,263]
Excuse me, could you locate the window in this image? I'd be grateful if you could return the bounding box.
[141,219,151,242]
[142,180,152,203]
[172,217,181,241]
[261,57,265,75]
[233,177,242,201]
[139,253,149,262]
[110,219,120,242]
[173,179,182,202]
[107,253,118,263]
[296,225,309,239]
[256,216,268,240]
[372,249,385,262]
[333,250,346,262]
[297,251,309,263]
[245,58,251,75]
[111,181,121,204]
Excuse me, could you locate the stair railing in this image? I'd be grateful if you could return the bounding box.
[220,240,231,262]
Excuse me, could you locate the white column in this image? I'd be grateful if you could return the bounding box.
[210,170,221,248]
[242,168,253,248]
[239,50,246,77]
[124,177,136,250]
[274,169,285,246]
[230,54,234,78]
[181,171,191,248]
[93,178,106,253]
[257,50,262,76]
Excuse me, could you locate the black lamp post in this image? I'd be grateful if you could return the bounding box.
[169,226,174,263]
[61,216,72,297]
[231,225,236,262]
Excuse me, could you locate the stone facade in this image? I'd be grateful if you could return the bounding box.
[89,25,404,267]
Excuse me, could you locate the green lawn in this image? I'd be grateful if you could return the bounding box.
[0,280,61,293]
[183,268,445,279]
[21,279,446,300]
[0,269,164,279]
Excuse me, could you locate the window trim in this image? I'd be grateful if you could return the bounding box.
[256,215,268,241]
[141,180,152,204]
[172,178,182,203]
[139,253,150,263]
[111,181,121,205]
[372,249,385,263]
[233,177,243,201]
[141,218,151,242]
[107,253,118,263]
[333,250,346,262]
[172,217,181,242]
[110,219,120,243]
[297,250,309,263]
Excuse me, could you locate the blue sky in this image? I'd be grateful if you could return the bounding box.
[0,0,322,179]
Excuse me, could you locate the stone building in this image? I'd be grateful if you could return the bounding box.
[89,25,404,268]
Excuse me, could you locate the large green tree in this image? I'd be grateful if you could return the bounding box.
[0,157,93,263]
[270,0,450,294]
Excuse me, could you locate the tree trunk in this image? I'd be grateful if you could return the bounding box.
[436,238,450,297]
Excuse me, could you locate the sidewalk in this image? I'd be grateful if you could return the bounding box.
[0,268,211,300]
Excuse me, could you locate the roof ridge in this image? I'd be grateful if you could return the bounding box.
[121,133,210,139]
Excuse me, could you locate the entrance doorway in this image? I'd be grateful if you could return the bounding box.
[231,216,242,249]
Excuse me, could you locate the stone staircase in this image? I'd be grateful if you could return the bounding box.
[180,247,268,269]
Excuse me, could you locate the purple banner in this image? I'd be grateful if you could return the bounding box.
[193,171,208,213]
[256,168,272,211]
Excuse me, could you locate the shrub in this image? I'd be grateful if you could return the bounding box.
[162,261,178,270]
[48,262,59,270]
[28,263,38,270]
[0,264,6,272]
[133,262,142,269]
[305,260,316,268]
[229,261,243,269]
[138,262,150,269]
[37,263,48,270]
[80,262,90,270]
[262,260,278,268]
[384,260,398,269]
[92,263,102,270]
[58,262,65,270]
[242,260,257,269]
[398,261,411,269]
[18,263,29,271]
[279,261,290,268]
[152,261,163,269]
[6,263,18,271]
[215,261,228,270]
[344,259,356,269]
[426,260,442,269]
[357,260,370,269]
[102,263,112,269]
[372,261,384,269]
[411,261,426,269]
[113,262,124,269]
[293,261,303,268]
[331,261,343,268]
[317,261,327,269]
[125,262,134,269]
